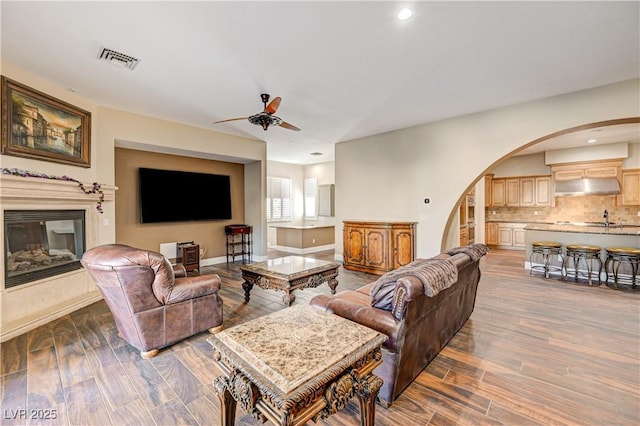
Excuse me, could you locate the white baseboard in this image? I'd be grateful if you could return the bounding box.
[1,293,103,342]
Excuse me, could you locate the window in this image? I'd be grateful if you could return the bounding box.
[267,177,292,222]
[304,177,318,219]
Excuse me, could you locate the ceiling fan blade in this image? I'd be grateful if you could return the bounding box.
[213,117,248,124]
[266,97,281,114]
[279,121,301,131]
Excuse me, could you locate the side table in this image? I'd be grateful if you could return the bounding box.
[177,242,199,273]
[225,224,252,264]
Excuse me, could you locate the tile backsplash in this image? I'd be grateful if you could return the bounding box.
[486,194,640,224]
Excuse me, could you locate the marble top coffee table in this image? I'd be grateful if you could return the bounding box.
[239,256,339,306]
[209,305,386,426]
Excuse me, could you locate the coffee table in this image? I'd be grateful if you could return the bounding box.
[240,256,339,306]
[209,305,386,426]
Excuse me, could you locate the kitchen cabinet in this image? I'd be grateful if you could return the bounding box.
[343,221,416,275]
[490,175,551,207]
[520,177,535,206]
[552,160,622,181]
[520,176,552,207]
[484,175,493,207]
[491,179,506,206]
[535,176,552,206]
[486,222,498,245]
[488,223,526,250]
[505,179,520,206]
[621,169,640,206]
[460,226,468,246]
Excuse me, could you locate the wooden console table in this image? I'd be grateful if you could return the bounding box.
[343,221,416,275]
[209,305,386,426]
[225,224,252,264]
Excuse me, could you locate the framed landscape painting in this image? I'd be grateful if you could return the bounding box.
[1,76,91,167]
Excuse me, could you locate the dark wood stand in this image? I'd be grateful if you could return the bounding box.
[225,225,252,264]
[177,242,200,273]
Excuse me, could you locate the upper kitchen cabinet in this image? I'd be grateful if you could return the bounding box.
[491,178,505,206]
[505,179,520,206]
[520,176,552,207]
[551,160,622,181]
[490,175,551,207]
[621,169,640,206]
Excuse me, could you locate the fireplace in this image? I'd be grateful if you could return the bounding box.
[4,210,85,288]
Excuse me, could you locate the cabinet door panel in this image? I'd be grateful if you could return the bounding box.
[393,229,414,269]
[365,229,388,269]
[513,229,526,247]
[486,223,498,245]
[505,179,520,206]
[585,166,618,178]
[519,178,535,206]
[535,177,552,206]
[344,227,365,265]
[555,170,584,181]
[498,227,513,245]
[491,179,506,206]
[622,170,640,206]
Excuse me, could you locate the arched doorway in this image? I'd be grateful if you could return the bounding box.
[443,117,640,251]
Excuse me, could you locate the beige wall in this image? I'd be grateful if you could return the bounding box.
[96,107,267,258]
[335,79,640,258]
[115,148,245,259]
[0,62,267,340]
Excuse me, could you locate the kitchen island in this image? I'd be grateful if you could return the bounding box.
[524,222,640,281]
[270,225,335,254]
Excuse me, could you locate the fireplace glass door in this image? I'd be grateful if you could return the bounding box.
[5,210,85,288]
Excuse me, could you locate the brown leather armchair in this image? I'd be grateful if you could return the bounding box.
[81,244,223,358]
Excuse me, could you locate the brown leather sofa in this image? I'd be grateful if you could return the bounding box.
[81,244,223,358]
[310,244,487,407]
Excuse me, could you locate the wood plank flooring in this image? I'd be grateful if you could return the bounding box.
[1,249,638,425]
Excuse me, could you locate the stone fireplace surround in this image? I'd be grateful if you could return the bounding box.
[0,174,116,341]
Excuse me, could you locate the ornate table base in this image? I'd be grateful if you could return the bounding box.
[209,305,386,426]
[240,256,339,306]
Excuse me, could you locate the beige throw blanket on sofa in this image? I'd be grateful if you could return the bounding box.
[370,258,458,310]
[446,243,489,262]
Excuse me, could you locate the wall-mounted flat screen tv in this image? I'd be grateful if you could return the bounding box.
[139,168,232,223]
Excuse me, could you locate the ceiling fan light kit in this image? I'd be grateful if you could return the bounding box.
[214,93,300,131]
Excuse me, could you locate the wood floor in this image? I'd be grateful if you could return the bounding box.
[1,249,638,425]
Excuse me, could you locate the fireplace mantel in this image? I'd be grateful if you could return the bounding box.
[0,173,116,202]
[1,173,117,342]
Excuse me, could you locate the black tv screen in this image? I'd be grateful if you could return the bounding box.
[139,168,232,223]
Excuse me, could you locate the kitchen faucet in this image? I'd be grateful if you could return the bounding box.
[603,209,610,227]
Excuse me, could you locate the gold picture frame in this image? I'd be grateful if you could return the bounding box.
[1,76,91,167]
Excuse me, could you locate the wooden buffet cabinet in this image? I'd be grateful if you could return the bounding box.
[343,221,416,275]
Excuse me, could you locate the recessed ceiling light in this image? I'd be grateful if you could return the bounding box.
[587,139,597,144]
[397,8,412,20]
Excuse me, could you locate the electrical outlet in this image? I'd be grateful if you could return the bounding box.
[312,238,316,244]
[637,211,640,217]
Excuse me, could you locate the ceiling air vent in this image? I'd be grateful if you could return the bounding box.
[97,47,140,70]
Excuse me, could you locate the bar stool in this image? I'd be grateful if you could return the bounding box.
[604,247,640,288]
[530,241,564,278]
[563,244,601,285]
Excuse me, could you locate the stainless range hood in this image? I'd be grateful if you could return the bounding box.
[554,177,621,196]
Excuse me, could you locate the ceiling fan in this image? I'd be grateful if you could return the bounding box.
[214,94,301,131]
